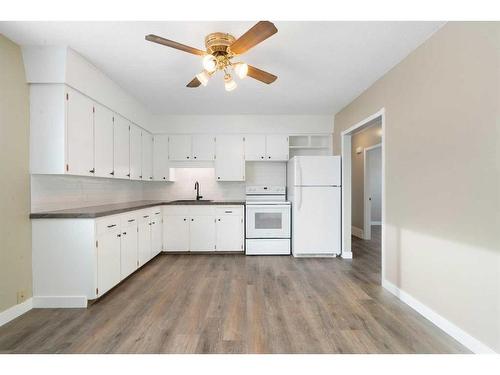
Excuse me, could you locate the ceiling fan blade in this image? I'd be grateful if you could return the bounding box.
[247,65,277,84]
[145,34,206,56]
[186,77,202,88]
[230,21,277,55]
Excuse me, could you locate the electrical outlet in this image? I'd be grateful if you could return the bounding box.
[17,290,26,304]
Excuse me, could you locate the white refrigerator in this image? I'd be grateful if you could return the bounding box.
[287,156,341,257]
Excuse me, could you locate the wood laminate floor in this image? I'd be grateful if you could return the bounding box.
[0,227,468,353]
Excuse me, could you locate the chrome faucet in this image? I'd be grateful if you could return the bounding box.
[194,181,203,201]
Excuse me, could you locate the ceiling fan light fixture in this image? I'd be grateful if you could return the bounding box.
[196,70,210,86]
[234,62,248,79]
[202,54,217,73]
[224,74,237,92]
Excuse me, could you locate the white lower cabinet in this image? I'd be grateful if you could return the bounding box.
[120,218,139,280]
[151,210,163,256]
[96,225,122,298]
[163,205,244,252]
[138,212,152,266]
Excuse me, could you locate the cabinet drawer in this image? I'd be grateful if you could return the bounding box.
[96,215,121,235]
[215,206,244,216]
[120,212,139,227]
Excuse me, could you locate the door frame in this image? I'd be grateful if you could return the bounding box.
[363,143,382,241]
[340,108,385,278]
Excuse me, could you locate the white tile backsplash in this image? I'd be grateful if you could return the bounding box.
[31,163,287,211]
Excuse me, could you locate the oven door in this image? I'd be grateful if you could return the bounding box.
[246,204,290,238]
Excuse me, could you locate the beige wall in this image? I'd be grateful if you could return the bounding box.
[351,122,382,229]
[334,22,500,352]
[0,35,32,313]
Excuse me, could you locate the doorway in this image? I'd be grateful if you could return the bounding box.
[340,108,385,279]
[363,143,382,240]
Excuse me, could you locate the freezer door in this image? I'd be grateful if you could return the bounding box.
[292,186,341,256]
[292,156,341,186]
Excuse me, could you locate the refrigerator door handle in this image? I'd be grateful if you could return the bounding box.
[297,160,303,210]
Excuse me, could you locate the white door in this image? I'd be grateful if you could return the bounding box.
[215,135,245,181]
[129,124,142,180]
[292,186,341,255]
[244,135,266,161]
[190,216,216,252]
[120,222,138,279]
[151,211,163,256]
[138,214,152,266]
[93,103,114,178]
[192,134,215,160]
[216,216,243,251]
[169,135,192,161]
[66,88,94,176]
[113,115,130,179]
[153,134,170,181]
[142,132,153,181]
[266,135,289,161]
[164,215,189,251]
[97,227,121,297]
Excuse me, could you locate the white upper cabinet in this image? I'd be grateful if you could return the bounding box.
[153,134,171,181]
[192,135,215,161]
[142,131,153,181]
[266,135,289,161]
[129,124,142,180]
[66,88,94,176]
[93,103,114,178]
[244,134,289,161]
[169,135,192,161]
[113,115,130,179]
[215,135,245,181]
[244,135,266,161]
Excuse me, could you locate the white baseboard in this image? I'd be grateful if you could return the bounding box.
[382,279,496,354]
[33,296,88,308]
[341,251,353,259]
[351,226,364,239]
[371,221,382,225]
[0,298,33,327]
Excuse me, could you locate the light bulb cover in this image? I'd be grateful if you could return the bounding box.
[196,70,210,86]
[224,74,237,92]
[202,55,217,72]
[234,62,248,79]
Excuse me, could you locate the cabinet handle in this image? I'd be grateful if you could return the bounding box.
[225,210,233,213]
[110,171,115,176]
[128,219,135,222]
[126,173,130,177]
[186,156,190,159]
[139,175,142,179]
[89,168,95,173]
[143,215,149,218]
[107,224,116,228]
[117,234,121,237]
[268,156,271,159]
[194,156,197,159]
[152,221,155,225]
[217,176,220,180]
[261,156,264,159]
[123,232,127,235]
[163,177,166,180]
[218,218,221,221]
[183,218,187,221]
[191,219,194,222]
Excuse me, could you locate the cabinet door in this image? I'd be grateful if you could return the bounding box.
[169,135,192,161]
[192,135,215,160]
[153,134,170,181]
[97,228,121,297]
[164,215,189,251]
[113,115,130,179]
[266,135,289,161]
[142,131,153,181]
[66,88,94,176]
[129,124,142,180]
[120,223,138,279]
[94,103,114,178]
[244,134,266,161]
[216,215,244,251]
[190,216,216,252]
[151,211,163,256]
[138,215,152,267]
[215,135,245,181]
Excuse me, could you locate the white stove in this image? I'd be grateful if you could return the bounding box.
[245,186,291,255]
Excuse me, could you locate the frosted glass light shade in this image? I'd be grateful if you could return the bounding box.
[196,70,210,86]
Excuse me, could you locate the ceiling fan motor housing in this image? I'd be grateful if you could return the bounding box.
[205,32,236,56]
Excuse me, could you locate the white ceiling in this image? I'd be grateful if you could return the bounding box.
[0,21,444,115]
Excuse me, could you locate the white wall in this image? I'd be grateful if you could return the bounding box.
[150,115,334,135]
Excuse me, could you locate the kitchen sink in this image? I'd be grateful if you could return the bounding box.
[171,200,213,203]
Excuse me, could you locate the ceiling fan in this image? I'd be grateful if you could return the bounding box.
[145,21,278,92]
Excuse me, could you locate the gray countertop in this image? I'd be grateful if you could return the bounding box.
[30,200,246,219]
